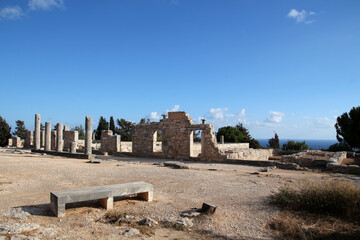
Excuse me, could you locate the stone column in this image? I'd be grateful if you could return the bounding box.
[40,130,45,147]
[221,135,224,144]
[34,114,41,150]
[70,142,77,154]
[45,122,51,151]
[85,116,92,155]
[56,123,63,152]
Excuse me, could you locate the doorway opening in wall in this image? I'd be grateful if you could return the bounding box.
[153,130,163,154]
[190,130,202,157]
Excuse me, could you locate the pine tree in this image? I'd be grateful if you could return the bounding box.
[109,116,116,134]
[267,132,280,149]
[0,116,12,147]
[95,117,109,140]
[235,123,262,149]
[13,120,28,139]
[116,118,134,141]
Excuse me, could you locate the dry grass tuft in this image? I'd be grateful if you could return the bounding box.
[269,179,360,220]
[268,211,360,240]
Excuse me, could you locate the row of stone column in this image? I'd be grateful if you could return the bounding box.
[34,114,93,155]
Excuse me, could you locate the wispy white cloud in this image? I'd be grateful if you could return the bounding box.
[287,9,315,24]
[149,112,161,121]
[0,6,24,20]
[314,117,335,128]
[208,108,228,120]
[167,104,180,112]
[148,105,181,121]
[28,0,65,11]
[267,111,285,123]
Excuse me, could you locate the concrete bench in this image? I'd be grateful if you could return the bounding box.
[50,181,153,217]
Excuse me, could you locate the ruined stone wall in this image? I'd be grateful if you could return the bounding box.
[24,131,33,148]
[63,131,78,150]
[226,149,274,160]
[133,112,225,161]
[100,130,120,154]
[218,143,249,152]
[120,141,132,152]
[8,137,23,148]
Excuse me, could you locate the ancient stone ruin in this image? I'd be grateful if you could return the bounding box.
[13,112,274,162]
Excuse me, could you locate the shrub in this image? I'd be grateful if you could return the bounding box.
[269,180,360,220]
[328,142,353,152]
[282,140,308,151]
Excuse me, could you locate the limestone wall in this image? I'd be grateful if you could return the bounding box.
[133,112,225,161]
[100,130,120,154]
[24,131,33,148]
[8,137,23,148]
[63,131,78,150]
[120,141,132,152]
[226,149,273,160]
[218,143,249,152]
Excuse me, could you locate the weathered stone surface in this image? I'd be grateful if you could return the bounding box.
[138,217,158,227]
[133,112,225,162]
[3,208,30,220]
[180,209,201,218]
[123,228,140,237]
[24,131,33,148]
[163,217,193,228]
[0,223,40,234]
[100,130,120,155]
[64,131,78,151]
[10,235,40,240]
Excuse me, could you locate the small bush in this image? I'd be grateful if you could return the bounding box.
[282,140,309,151]
[328,142,353,152]
[269,180,360,220]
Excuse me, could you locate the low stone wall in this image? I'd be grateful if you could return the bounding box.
[8,137,23,148]
[120,141,132,152]
[226,149,273,160]
[282,150,346,168]
[218,143,249,152]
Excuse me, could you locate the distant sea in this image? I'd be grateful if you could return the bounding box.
[256,139,338,150]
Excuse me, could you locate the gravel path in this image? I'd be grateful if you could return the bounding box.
[0,148,333,239]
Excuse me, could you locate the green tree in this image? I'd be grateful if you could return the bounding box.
[116,118,134,141]
[12,120,28,139]
[282,140,308,151]
[139,118,146,124]
[235,123,262,149]
[0,116,12,147]
[267,132,280,149]
[109,116,116,133]
[216,124,261,148]
[72,125,85,140]
[95,116,109,140]
[217,126,244,143]
[335,106,360,149]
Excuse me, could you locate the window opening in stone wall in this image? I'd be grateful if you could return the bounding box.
[190,130,202,157]
[153,130,163,154]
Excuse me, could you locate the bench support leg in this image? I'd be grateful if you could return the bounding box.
[99,197,113,210]
[138,191,153,202]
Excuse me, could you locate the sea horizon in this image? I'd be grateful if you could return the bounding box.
[256,139,338,150]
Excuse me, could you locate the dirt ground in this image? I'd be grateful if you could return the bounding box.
[0,148,357,240]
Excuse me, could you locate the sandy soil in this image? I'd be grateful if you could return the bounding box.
[0,148,354,240]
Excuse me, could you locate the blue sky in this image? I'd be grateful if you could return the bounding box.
[1,0,359,140]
